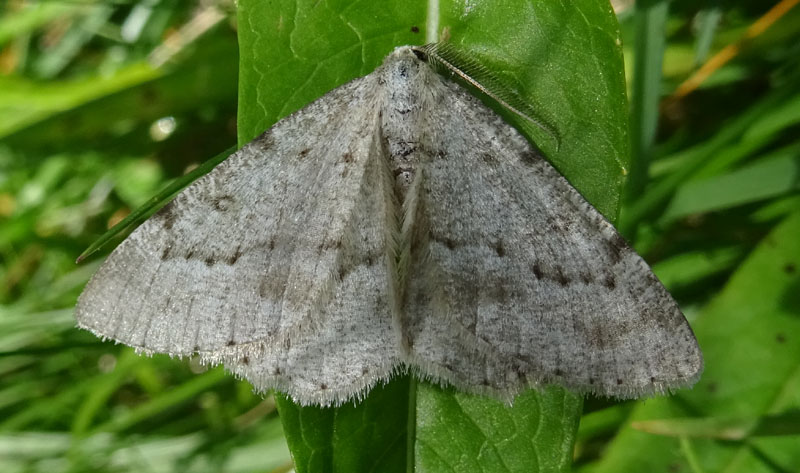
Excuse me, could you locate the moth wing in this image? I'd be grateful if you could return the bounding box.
[403,81,702,399]
[76,75,401,398]
[220,122,404,405]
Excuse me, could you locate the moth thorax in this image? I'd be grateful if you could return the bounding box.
[385,136,421,200]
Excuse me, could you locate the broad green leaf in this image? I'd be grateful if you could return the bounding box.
[436,0,629,218]
[237,0,628,472]
[275,377,410,473]
[591,209,800,473]
[416,385,581,472]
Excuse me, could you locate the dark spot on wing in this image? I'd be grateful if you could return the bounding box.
[481,153,497,165]
[579,271,593,284]
[318,238,342,253]
[493,240,505,257]
[588,377,595,385]
[256,130,274,150]
[154,200,178,230]
[410,25,419,33]
[650,376,656,383]
[429,230,459,250]
[603,274,616,289]
[341,152,354,163]
[193,345,200,352]
[227,246,243,265]
[581,321,610,350]
[226,339,235,346]
[532,262,543,280]
[268,237,276,251]
[298,148,311,159]
[161,246,172,260]
[185,249,195,259]
[555,265,570,286]
[362,367,370,374]
[320,383,328,390]
[274,367,282,375]
[211,194,234,212]
[616,378,623,385]
[605,233,627,265]
[204,256,217,267]
[554,369,564,376]
[436,150,448,160]
[493,284,509,304]
[241,356,250,365]
[519,150,542,165]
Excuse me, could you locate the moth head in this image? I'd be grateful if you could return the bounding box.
[381,46,433,86]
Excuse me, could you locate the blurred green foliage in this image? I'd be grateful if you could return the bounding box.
[1,0,799,472]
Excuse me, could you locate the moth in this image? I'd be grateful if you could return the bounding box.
[76,45,703,406]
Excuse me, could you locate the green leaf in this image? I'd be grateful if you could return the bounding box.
[0,2,81,47]
[416,385,581,472]
[0,63,162,139]
[236,1,629,471]
[591,209,800,473]
[650,246,745,292]
[1,34,239,151]
[631,410,800,440]
[274,377,411,473]
[437,0,630,218]
[660,142,800,222]
[619,88,800,233]
[626,0,669,211]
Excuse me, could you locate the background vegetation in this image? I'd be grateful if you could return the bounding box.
[1,0,799,472]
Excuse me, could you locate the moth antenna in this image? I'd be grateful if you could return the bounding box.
[413,43,561,150]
